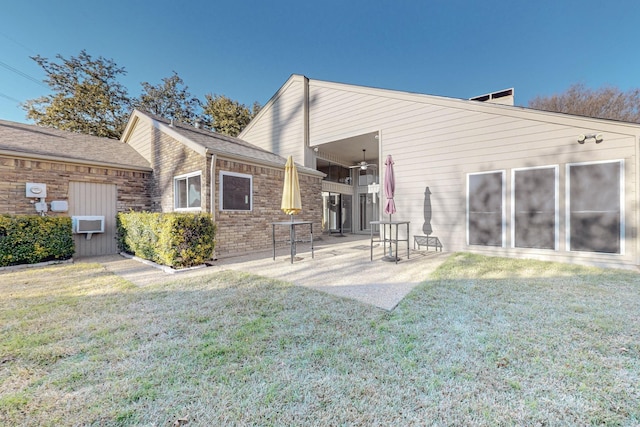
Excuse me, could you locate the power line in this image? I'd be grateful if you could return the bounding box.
[0,60,47,88]
[0,31,36,55]
[0,91,22,104]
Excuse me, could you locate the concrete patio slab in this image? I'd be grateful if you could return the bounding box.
[83,234,450,311]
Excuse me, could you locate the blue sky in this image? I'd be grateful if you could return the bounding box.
[1,0,639,124]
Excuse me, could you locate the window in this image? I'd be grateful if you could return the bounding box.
[317,158,351,184]
[174,172,201,210]
[467,171,505,246]
[567,161,623,254]
[220,171,252,211]
[512,166,558,250]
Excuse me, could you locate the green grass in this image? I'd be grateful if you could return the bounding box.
[1,253,639,426]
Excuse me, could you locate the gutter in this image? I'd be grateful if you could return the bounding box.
[210,151,325,178]
[0,149,152,172]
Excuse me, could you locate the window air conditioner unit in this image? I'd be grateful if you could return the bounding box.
[72,216,105,239]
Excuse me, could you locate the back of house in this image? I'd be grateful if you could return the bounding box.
[240,75,640,269]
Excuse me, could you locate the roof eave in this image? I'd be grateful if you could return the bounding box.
[302,77,640,134]
[206,148,325,178]
[0,149,153,172]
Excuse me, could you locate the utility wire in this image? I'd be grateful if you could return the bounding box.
[0,31,36,54]
[0,91,22,103]
[0,60,47,88]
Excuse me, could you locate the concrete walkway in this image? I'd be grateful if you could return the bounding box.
[84,234,450,310]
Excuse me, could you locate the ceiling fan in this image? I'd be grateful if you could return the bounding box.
[349,149,376,170]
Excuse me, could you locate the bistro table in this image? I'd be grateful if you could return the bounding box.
[370,220,410,264]
[271,221,314,264]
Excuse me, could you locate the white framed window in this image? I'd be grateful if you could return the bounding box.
[174,171,202,211]
[220,171,252,211]
[566,160,624,254]
[467,170,505,247]
[511,166,559,250]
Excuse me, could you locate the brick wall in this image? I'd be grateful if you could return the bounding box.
[1,131,323,260]
[151,128,206,212]
[0,155,151,216]
[213,159,323,258]
[149,131,323,258]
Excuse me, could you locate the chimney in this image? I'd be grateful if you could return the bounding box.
[469,88,514,106]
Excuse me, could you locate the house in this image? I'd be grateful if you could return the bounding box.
[0,110,324,259]
[239,75,640,269]
[0,119,152,257]
[121,109,324,258]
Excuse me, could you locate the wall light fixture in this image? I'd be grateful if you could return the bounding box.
[577,133,604,144]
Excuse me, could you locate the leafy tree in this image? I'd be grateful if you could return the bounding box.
[23,49,131,139]
[529,83,640,123]
[133,71,201,125]
[203,94,261,137]
[24,49,260,138]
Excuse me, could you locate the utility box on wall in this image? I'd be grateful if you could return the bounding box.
[50,200,69,212]
[26,183,47,198]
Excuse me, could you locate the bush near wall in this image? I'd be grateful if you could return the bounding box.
[0,215,74,267]
[117,212,216,268]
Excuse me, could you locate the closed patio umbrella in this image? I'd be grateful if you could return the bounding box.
[281,155,302,219]
[383,154,398,261]
[384,155,396,220]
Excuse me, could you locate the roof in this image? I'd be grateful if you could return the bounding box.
[242,74,640,138]
[123,109,324,176]
[0,119,151,171]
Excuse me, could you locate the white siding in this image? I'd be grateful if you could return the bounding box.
[246,76,640,268]
[241,76,307,162]
[125,118,152,162]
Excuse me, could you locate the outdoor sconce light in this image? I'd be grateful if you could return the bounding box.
[577,133,604,144]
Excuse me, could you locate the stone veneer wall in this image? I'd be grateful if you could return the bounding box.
[213,158,323,258]
[0,155,151,215]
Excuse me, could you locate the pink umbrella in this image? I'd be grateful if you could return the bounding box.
[384,155,396,219]
[383,154,397,261]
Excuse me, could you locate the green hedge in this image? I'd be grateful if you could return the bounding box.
[117,212,215,268]
[0,215,74,267]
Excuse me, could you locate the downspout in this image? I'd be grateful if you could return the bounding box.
[625,135,640,268]
[304,76,311,167]
[207,150,217,260]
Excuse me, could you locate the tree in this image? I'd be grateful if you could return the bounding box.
[133,71,201,125]
[23,50,131,139]
[202,94,261,137]
[529,83,640,123]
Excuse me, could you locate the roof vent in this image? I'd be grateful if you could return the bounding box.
[470,88,514,106]
[194,117,202,129]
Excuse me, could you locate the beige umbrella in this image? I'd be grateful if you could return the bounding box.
[281,155,302,219]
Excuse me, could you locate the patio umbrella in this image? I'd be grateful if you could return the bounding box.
[281,155,302,220]
[383,154,397,260]
[384,155,396,220]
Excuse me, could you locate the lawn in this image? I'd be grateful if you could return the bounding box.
[1,253,639,426]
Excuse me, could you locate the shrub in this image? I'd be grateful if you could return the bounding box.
[117,212,215,268]
[0,215,74,267]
